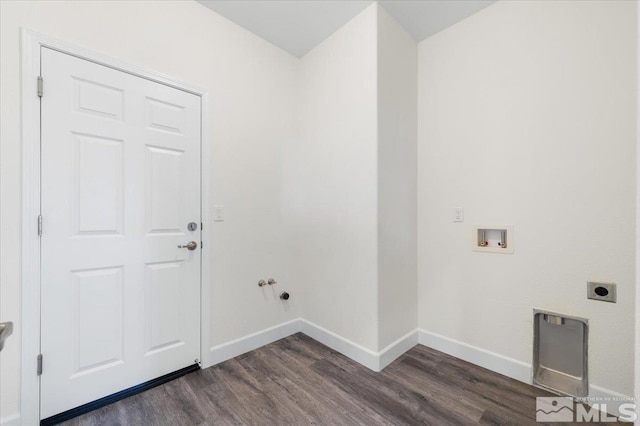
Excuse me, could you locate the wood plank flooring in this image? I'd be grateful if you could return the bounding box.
[59,333,605,425]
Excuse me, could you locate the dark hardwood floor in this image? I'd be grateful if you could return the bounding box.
[60,333,603,425]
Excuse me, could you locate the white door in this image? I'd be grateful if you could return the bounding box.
[40,47,202,418]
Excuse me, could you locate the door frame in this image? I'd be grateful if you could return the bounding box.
[21,29,213,425]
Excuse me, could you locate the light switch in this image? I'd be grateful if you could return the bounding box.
[453,207,464,222]
[214,205,225,222]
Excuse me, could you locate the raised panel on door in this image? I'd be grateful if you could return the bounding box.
[71,266,124,377]
[145,145,184,235]
[144,261,185,356]
[73,77,124,121]
[145,96,185,134]
[40,47,202,419]
[72,132,124,236]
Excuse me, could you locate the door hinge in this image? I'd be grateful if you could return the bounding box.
[37,76,43,97]
[37,354,43,376]
[37,215,43,236]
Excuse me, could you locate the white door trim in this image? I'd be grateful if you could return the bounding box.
[20,29,213,425]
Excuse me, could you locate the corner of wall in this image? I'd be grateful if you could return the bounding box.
[376,1,418,351]
[291,0,380,353]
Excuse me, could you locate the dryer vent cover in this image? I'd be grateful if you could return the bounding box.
[533,309,588,397]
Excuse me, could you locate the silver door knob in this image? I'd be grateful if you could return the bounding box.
[178,241,198,250]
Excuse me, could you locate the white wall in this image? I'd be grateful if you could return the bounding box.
[377,6,418,350]
[0,0,299,421]
[417,0,637,396]
[287,3,379,351]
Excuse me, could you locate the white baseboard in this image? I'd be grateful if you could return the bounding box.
[209,319,418,373]
[418,329,532,384]
[208,319,301,366]
[0,414,20,426]
[379,329,419,370]
[589,384,634,400]
[299,319,380,371]
[587,384,636,417]
[299,320,418,372]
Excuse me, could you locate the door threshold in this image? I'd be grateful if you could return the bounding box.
[41,364,201,426]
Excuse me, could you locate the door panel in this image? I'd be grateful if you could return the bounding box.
[145,145,184,233]
[144,261,185,355]
[72,132,124,236]
[40,47,201,418]
[71,266,124,376]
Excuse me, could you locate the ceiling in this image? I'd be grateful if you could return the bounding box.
[197,0,496,58]
[378,1,495,41]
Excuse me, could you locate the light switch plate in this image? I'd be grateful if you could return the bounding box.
[214,205,225,222]
[453,207,464,222]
